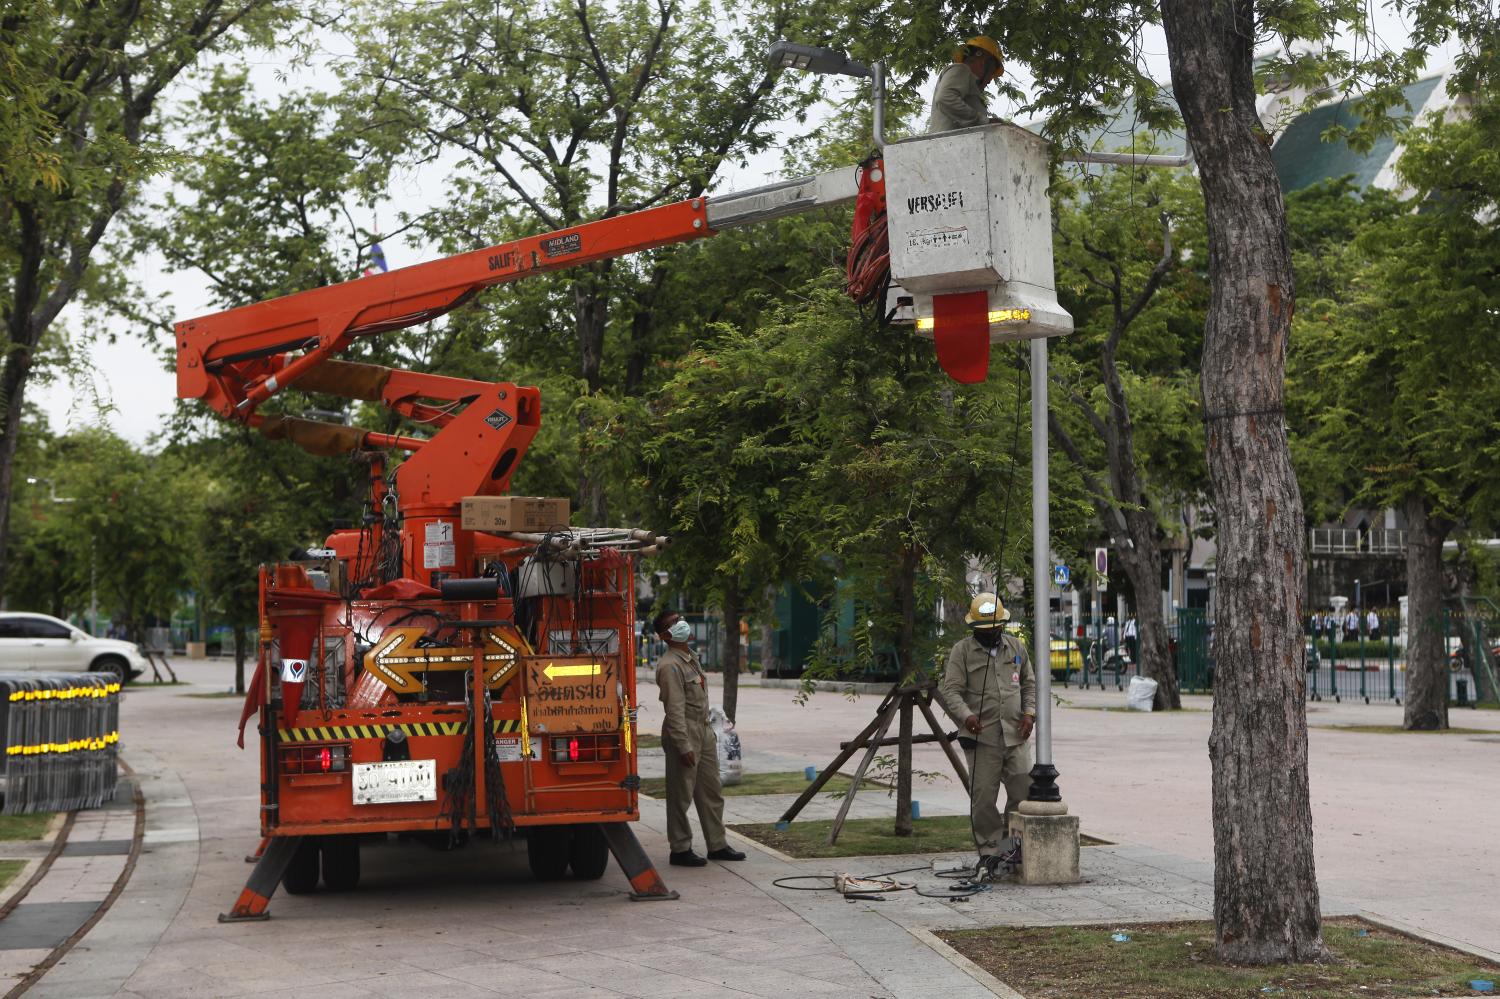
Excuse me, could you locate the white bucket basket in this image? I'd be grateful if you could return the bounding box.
[884,123,1073,344]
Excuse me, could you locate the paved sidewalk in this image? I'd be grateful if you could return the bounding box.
[12,659,1500,997]
[0,777,137,992]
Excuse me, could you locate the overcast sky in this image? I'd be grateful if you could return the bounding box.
[35,16,1454,445]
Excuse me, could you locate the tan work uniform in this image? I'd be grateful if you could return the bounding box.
[927,63,988,133]
[938,632,1037,856]
[655,645,727,855]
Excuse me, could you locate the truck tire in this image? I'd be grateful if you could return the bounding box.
[282,838,320,895]
[568,824,609,880]
[526,829,571,881]
[321,835,361,891]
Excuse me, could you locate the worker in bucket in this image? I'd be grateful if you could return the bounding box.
[926,35,1005,133]
[652,610,746,867]
[938,592,1036,876]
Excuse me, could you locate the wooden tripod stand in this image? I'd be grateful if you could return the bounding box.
[776,679,971,845]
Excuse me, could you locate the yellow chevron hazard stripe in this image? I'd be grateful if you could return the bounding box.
[277,719,524,742]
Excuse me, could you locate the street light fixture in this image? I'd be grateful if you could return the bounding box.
[767,41,888,148]
[767,41,870,78]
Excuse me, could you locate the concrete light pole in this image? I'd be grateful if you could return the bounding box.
[1025,337,1062,805]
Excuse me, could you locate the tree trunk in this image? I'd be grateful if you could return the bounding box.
[234,623,248,695]
[721,579,741,723]
[1402,493,1451,729]
[575,268,611,526]
[0,305,38,602]
[1119,538,1180,709]
[1162,0,1325,964]
[893,545,918,837]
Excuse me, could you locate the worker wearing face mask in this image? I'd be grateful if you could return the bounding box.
[653,610,745,867]
[938,592,1036,873]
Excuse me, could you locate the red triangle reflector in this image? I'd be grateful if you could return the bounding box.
[932,291,990,383]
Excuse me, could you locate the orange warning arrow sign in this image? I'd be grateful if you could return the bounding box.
[363,626,528,693]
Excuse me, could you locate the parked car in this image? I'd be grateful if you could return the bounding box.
[0,613,145,680]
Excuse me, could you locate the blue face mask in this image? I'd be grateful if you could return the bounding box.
[668,620,693,643]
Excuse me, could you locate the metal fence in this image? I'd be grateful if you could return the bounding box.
[0,673,120,814]
[1309,528,1406,555]
[1044,607,1496,708]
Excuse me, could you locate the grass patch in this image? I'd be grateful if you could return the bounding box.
[732,813,1108,858]
[1327,724,1495,735]
[636,732,661,750]
[123,681,189,690]
[0,812,54,840]
[638,770,886,799]
[0,859,25,892]
[938,917,1499,999]
[181,690,246,699]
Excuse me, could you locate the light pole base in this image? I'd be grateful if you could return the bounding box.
[1011,810,1081,884]
[1025,762,1062,805]
[1017,798,1068,816]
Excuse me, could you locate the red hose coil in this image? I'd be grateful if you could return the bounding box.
[846,158,890,306]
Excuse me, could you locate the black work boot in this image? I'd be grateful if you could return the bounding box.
[707,846,746,861]
[669,850,707,867]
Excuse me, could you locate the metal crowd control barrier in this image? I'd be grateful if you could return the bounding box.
[0,672,120,814]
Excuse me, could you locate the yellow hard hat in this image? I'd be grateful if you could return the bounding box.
[955,35,1003,84]
[964,591,1010,628]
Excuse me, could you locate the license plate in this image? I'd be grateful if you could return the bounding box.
[352,759,436,805]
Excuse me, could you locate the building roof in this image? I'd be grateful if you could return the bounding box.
[1037,69,1454,194]
[1272,75,1446,192]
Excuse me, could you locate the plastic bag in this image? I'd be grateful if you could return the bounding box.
[1126,675,1158,711]
[708,706,743,786]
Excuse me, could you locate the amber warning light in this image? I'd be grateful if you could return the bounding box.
[915,307,1031,331]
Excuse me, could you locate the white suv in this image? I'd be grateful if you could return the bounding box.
[0,613,146,681]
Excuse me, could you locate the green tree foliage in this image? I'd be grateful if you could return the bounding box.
[1289,100,1500,730]
[178,435,348,691]
[341,0,832,522]
[8,430,187,638]
[130,69,389,320]
[0,0,299,600]
[1049,164,1210,708]
[644,269,1030,832]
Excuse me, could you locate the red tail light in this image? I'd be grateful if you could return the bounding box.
[550,734,621,764]
[279,743,350,775]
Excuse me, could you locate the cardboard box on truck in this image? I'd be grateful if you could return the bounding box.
[461,496,571,532]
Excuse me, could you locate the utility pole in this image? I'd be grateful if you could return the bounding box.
[1026,337,1061,803]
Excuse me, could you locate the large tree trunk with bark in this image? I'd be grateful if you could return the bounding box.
[0,354,32,601]
[720,579,741,723]
[1163,0,1325,964]
[1402,493,1451,729]
[0,206,45,601]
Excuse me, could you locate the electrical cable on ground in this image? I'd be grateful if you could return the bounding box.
[770,863,990,901]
